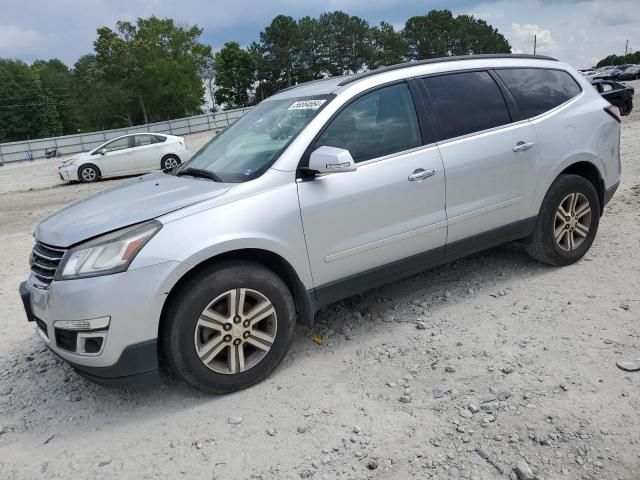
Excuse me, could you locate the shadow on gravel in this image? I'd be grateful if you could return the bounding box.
[2,241,560,429]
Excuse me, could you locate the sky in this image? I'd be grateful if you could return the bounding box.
[0,0,638,69]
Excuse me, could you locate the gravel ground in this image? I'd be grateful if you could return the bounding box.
[1,83,639,480]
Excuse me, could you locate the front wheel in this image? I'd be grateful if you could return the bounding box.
[78,164,100,183]
[161,261,296,393]
[525,174,600,266]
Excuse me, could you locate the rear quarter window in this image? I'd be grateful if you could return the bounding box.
[496,68,582,118]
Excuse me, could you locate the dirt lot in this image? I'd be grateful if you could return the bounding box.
[1,84,639,480]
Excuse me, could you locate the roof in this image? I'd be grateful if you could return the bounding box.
[337,54,558,86]
[267,54,559,101]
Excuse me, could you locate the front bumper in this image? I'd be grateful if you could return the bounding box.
[19,260,187,385]
[58,164,79,182]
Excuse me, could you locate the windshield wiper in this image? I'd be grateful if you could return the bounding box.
[176,167,222,182]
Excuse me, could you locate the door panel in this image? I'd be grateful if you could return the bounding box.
[436,123,540,243]
[133,135,162,171]
[298,146,446,289]
[418,71,540,243]
[95,137,136,176]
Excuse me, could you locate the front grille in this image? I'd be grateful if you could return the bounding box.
[31,241,67,286]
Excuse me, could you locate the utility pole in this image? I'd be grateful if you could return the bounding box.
[533,35,537,55]
[624,39,629,62]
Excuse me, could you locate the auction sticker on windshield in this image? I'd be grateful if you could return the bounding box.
[288,99,326,110]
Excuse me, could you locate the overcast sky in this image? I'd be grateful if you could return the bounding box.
[1,0,638,69]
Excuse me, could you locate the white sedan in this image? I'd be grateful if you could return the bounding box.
[58,133,191,183]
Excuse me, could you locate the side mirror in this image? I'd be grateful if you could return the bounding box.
[307,146,357,175]
[100,148,107,156]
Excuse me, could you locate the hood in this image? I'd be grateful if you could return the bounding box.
[36,173,231,247]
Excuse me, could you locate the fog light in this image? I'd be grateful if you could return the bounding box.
[53,316,110,331]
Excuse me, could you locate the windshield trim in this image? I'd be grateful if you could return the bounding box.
[177,93,335,183]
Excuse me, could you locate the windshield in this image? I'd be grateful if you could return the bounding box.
[181,96,330,182]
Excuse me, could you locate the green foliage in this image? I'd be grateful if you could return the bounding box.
[88,17,212,126]
[404,10,510,59]
[31,59,77,134]
[0,10,511,142]
[0,59,62,143]
[369,22,409,70]
[595,51,640,68]
[214,42,257,109]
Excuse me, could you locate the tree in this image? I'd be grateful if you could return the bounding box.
[317,11,372,75]
[90,16,212,125]
[298,16,324,81]
[214,42,257,108]
[31,59,79,134]
[0,59,61,143]
[454,15,511,55]
[596,51,640,68]
[259,15,303,88]
[404,10,510,60]
[368,21,408,69]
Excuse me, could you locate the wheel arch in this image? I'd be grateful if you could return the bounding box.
[558,161,605,214]
[157,248,315,358]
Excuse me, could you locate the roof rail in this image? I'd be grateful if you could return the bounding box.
[275,75,349,94]
[337,54,558,86]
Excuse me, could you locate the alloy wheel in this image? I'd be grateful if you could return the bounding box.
[165,157,179,168]
[194,288,277,374]
[81,168,96,182]
[554,192,592,252]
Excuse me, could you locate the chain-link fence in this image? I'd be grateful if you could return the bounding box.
[0,107,252,164]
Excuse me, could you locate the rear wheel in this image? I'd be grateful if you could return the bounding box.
[525,174,600,266]
[162,261,296,393]
[161,155,180,170]
[78,164,100,183]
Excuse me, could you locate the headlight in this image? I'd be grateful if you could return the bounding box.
[57,221,161,280]
[61,156,78,167]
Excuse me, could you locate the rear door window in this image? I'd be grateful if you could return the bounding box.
[134,135,158,147]
[315,82,421,163]
[419,71,511,141]
[495,68,582,118]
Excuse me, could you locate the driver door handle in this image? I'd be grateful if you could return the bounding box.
[408,168,437,182]
[513,141,535,152]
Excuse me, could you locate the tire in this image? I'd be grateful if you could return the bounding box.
[620,101,633,116]
[525,174,600,266]
[161,261,296,393]
[78,164,100,183]
[161,155,181,170]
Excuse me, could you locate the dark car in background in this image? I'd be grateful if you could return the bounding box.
[591,80,634,116]
[616,65,640,80]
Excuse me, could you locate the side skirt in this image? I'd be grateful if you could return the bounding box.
[309,216,537,309]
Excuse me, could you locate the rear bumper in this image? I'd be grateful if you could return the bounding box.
[604,181,619,207]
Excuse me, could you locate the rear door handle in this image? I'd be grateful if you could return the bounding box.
[408,168,437,182]
[513,141,535,152]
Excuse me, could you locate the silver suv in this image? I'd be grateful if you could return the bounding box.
[20,55,621,392]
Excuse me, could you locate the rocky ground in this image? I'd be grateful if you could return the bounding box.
[0,83,639,480]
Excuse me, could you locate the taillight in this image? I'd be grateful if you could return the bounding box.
[604,105,621,123]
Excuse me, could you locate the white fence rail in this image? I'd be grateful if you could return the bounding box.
[0,107,252,164]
